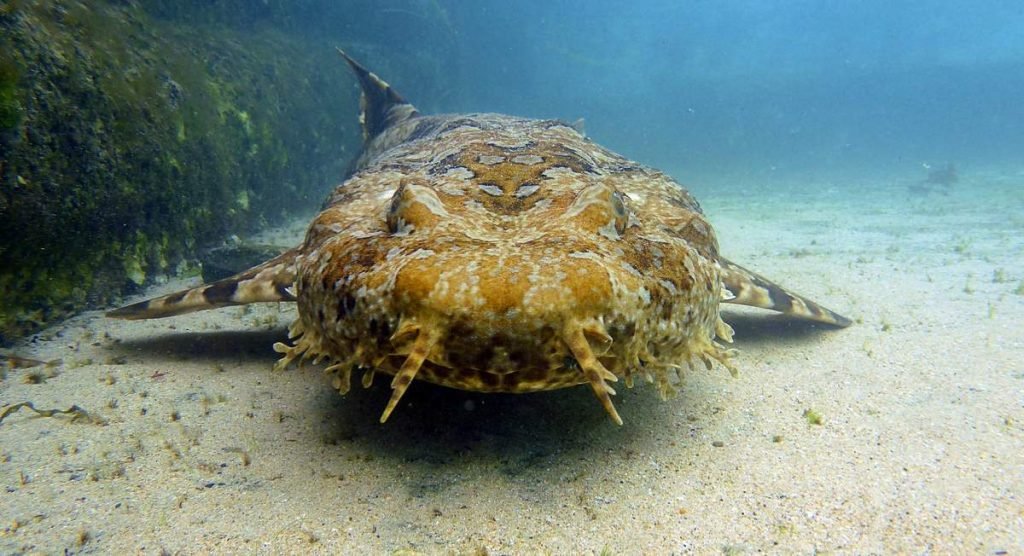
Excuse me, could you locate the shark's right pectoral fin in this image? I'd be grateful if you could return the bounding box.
[106,248,300,320]
[718,258,852,327]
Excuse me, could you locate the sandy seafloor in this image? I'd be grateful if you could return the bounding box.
[1,168,1022,554]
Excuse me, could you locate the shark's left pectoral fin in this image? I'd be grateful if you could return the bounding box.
[718,258,851,327]
[107,248,300,320]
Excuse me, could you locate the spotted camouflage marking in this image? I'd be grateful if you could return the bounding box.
[108,50,850,425]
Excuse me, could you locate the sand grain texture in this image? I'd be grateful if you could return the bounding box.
[1,173,1022,554]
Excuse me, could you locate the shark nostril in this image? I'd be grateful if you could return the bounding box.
[581,319,614,355]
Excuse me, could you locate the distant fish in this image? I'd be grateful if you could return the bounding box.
[910,162,957,195]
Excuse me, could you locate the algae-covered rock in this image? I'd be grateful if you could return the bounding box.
[199,242,287,283]
[0,0,362,343]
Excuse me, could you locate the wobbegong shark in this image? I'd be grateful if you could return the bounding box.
[109,50,850,425]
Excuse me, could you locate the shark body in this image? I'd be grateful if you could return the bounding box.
[109,51,850,424]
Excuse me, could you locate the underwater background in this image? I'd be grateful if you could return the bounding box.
[163,0,1024,181]
[1,1,1022,553]
[2,0,1023,340]
[448,0,1024,184]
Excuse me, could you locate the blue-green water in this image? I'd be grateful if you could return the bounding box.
[165,0,1024,186]
[331,0,1024,186]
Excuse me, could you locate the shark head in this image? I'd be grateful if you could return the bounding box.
[281,106,738,424]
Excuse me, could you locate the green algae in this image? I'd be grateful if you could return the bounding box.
[0,0,362,343]
[803,408,824,426]
[0,57,21,129]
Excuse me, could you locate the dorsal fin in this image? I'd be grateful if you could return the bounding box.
[336,48,419,142]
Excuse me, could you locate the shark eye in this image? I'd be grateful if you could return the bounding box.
[386,182,448,234]
[566,184,631,239]
[610,191,628,234]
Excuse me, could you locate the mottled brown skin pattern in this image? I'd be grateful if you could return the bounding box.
[109,51,850,425]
